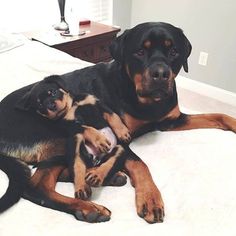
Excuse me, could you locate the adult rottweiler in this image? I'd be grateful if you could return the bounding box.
[0,22,236,223]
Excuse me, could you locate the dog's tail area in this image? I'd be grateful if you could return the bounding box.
[0,154,31,213]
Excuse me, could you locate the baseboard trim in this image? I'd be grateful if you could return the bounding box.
[176,75,236,107]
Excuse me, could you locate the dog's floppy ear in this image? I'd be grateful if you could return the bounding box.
[182,36,192,73]
[15,90,32,111]
[44,75,68,92]
[109,29,130,62]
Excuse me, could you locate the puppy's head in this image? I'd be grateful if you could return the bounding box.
[16,75,73,120]
[110,22,192,104]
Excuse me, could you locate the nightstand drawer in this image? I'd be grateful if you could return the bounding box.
[74,45,96,62]
[71,39,113,63]
[96,40,112,61]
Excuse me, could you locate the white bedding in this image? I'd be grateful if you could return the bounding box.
[0,35,236,236]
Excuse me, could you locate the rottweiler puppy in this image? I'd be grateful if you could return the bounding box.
[0,22,235,223]
[22,75,130,200]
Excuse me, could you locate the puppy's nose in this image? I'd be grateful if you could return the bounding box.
[47,102,57,111]
[151,64,170,80]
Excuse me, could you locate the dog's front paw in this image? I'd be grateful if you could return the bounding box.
[75,184,92,200]
[73,200,111,223]
[136,185,165,223]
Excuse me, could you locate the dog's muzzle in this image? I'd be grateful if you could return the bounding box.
[136,63,174,103]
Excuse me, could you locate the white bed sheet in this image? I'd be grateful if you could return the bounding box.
[0,37,236,236]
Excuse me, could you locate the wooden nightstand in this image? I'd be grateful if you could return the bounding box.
[23,22,120,63]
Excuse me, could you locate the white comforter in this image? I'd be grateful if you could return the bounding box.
[0,36,236,236]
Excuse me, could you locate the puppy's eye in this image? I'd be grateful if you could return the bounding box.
[48,89,58,97]
[169,48,178,57]
[135,49,145,57]
[37,99,43,108]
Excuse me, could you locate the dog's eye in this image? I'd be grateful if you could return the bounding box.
[169,48,178,57]
[135,49,145,57]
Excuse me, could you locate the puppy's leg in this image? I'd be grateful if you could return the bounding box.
[103,112,131,142]
[124,146,165,224]
[67,134,91,200]
[85,145,125,186]
[159,113,236,132]
[24,165,111,223]
[98,101,130,142]
[58,168,127,186]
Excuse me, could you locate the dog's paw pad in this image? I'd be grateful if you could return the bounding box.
[104,172,127,186]
[74,210,85,221]
[86,212,99,222]
[97,215,111,222]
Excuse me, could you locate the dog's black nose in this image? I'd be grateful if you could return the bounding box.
[151,64,170,81]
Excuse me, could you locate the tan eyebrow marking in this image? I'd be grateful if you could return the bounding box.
[144,40,151,48]
[164,40,172,47]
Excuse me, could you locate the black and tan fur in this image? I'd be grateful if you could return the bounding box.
[0,22,236,223]
[20,75,130,200]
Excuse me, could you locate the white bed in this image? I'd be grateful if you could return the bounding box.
[0,33,236,236]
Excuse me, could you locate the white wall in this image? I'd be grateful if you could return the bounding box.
[0,0,113,32]
[0,0,59,32]
[112,0,132,33]
[131,0,236,93]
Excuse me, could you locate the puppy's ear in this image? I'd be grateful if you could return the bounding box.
[182,36,192,73]
[109,29,130,62]
[44,75,68,92]
[15,90,32,111]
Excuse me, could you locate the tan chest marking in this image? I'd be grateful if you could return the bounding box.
[64,95,98,121]
[122,113,149,134]
[159,105,181,122]
[64,104,78,120]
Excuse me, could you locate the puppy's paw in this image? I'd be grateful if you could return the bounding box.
[95,134,111,153]
[114,125,131,143]
[83,126,111,153]
[85,169,105,187]
[75,184,92,200]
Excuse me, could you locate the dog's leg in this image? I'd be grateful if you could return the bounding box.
[159,113,236,132]
[58,168,72,182]
[123,147,165,224]
[24,165,111,223]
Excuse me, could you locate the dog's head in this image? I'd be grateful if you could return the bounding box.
[110,22,192,104]
[16,75,73,120]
